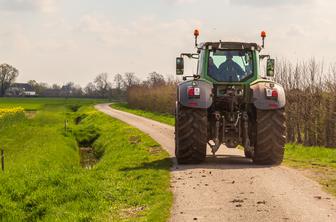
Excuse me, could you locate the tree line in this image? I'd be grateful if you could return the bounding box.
[275,59,336,147]
[126,59,336,148]
[0,63,140,99]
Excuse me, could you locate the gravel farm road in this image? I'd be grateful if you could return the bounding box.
[95,104,336,222]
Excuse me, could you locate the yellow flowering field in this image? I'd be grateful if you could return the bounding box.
[0,107,25,119]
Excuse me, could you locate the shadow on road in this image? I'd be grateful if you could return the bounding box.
[120,154,273,172]
[172,154,274,171]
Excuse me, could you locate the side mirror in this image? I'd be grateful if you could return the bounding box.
[266,58,275,77]
[176,57,184,75]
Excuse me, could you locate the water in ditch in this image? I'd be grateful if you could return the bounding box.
[80,147,98,169]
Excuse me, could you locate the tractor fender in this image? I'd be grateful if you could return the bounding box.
[250,81,286,110]
[177,80,213,109]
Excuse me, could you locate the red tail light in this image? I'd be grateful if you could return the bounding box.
[265,88,278,99]
[187,87,200,98]
[188,87,195,96]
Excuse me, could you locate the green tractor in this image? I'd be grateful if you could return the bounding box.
[175,30,286,165]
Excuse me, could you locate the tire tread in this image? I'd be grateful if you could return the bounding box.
[175,105,207,164]
[253,109,286,165]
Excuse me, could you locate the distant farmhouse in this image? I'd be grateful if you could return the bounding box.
[6,83,37,97]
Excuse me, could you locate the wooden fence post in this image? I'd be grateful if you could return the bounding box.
[64,120,67,132]
[1,146,4,172]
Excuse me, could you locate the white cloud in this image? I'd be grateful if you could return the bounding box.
[229,0,315,7]
[72,14,202,82]
[77,14,201,49]
[286,25,305,38]
[164,0,198,5]
[0,0,57,13]
[0,25,33,51]
[77,14,134,47]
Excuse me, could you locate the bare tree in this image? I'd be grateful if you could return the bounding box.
[114,73,124,90]
[0,63,19,96]
[143,72,165,87]
[123,72,139,89]
[84,82,97,97]
[94,73,112,98]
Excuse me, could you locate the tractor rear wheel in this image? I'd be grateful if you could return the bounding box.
[253,109,286,165]
[175,104,207,164]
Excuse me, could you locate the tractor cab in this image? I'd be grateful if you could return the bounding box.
[200,42,259,84]
[176,31,275,84]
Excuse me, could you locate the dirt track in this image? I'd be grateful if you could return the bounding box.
[95,104,336,222]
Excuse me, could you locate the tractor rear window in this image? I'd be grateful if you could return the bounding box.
[208,50,253,82]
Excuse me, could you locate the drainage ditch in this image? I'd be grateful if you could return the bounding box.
[73,114,104,169]
[79,147,98,169]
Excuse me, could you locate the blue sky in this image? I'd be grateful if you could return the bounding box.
[0,0,335,85]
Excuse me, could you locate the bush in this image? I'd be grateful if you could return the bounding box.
[127,84,176,115]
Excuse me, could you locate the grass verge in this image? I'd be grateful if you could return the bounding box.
[0,97,106,111]
[284,144,336,196]
[111,102,336,197]
[0,99,172,221]
[110,103,174,126]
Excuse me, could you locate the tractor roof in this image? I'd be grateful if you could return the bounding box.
[198,42,261,51]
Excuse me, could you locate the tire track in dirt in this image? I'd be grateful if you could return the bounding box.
[96,104,336,222]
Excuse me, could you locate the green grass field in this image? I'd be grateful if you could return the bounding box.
[0,98,172,221]
[284,144,336,195]
[0,97,106,111]
[111,102,336,196]
[111,103,175,126]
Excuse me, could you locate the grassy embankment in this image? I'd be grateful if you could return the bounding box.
[283,144,336,196]
[111,103,174,126]
[0,98,172,221]
[111,102,336,196]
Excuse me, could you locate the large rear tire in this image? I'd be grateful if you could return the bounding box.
[175,104,207,164]
[253,109,286,165]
